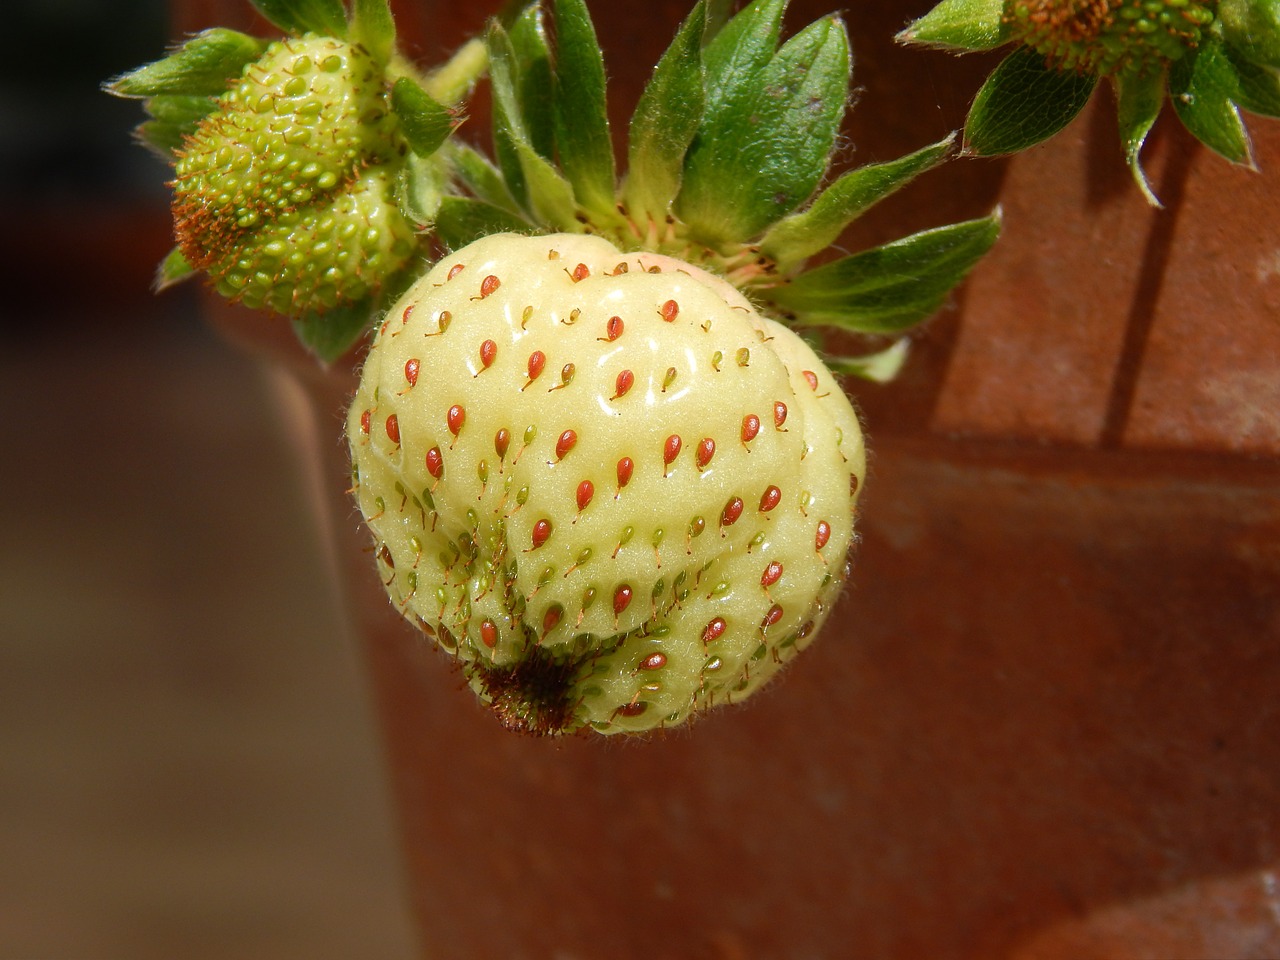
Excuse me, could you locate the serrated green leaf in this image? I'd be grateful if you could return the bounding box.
[1169,38,1254,165]
[434,196,534,250]
[135,94,218,155]
[509,3,555,160]
[1226,45,1280,118]
[678,14,852,243]
[702,0,787,113]
[107,29,265,98]
[964,48,1097,155]
[760,132,957,271]
[449,143,525,214]
[292,299,375,364]
[552,0,617,221]
[249,0,348,38]
[1114,67,1166,207]
[762,213,1000,333]
[895,0,1011,51]
[392,77,457,157]
[826,339,911,383]
[623,1,707,222]
[351,0,396,65]
[155,248,196,290]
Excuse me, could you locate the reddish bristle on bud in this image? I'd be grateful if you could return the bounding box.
[447,404,465,436]
[741,414,761,444]
[480,619,498,649]
[404,358,420,386]
[774,401,788,428]
[616,457,634,492]
[638,651,667,671]
[721,497,744,527]
[696,438,716,469]
[495,428,510,461]
[576,480,595,512]
[816,521,831,551]
[531,519,553,550]
[761,561,783,588]
[479,274,501,298]
[760,485,782,512]
[527,350,546,383]
[613,369,635,399]
[556,430,578,461]
[702,617,727,645]
[385,414,400,445]
[613,584,633,616]
[425,446,444,479]
[479,339,497,369]
[660,300,679,322]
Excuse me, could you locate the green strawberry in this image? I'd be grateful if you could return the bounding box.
[348,232,865,734]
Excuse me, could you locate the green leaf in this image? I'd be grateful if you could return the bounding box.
[106,29,265,98]
[350,0,396,65]
[895,0,1012,51]
[434,197,533,250]
[1169,38,1254,166]
[826,340,911,383]
[964,48,1097,155]
[705,0,735,38]
[449,143,525,214]
[509,3,554,160]
[1226,45,1280,118]
[135,94,218,155]
[1220,0,1280,69]
[292,299,375,363]
[552,0,617,221]
[623,1,707,222]
[248,0,348,38]
[392,77,457,157]
[763,213,1001,334]
[155,248,196,290]
[396,152,448,226]
[678,14,852,243]
[759,132,957,272]
[1114,67,1166,207]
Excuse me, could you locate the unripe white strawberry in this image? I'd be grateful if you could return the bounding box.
[348,233,865,735]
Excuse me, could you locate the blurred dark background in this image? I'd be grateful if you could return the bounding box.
[0,2,418,956]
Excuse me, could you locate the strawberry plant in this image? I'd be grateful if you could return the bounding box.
[112,0,1001,735]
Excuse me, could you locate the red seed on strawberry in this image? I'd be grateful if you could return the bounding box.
[601,316,624,341]
[576,480,595,512]
[660,299,679,322]
[479,339,497,370]
[741,414,760,444]
[385,414,400,445]
[663,434,682,475]
[556,430,578,461]
[531,519,552,550]
[774,401,788,429]
[616,457,634,494]
[405,358,420,386]
[696,438,716,470]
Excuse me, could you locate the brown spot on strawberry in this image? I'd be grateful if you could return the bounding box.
[542,604,563,633]
[616,701,647,718]
[480,619,498,649]
[494,428,510,463]
[550,363,576,390]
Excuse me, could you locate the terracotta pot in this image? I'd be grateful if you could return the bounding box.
[181,1,1280,956]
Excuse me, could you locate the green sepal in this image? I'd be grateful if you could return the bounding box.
[509,4,555,161]
[701,0,787,114]
[678,13,852,244]
[763,213,1001,334]
[350,0,396,65]
[155,247,196,290]
[759,132,957,272]
[1170,38,1254,165]
[1220,0,1280,69]
[292,299,375,364]
[107,29,266,98]
[449,144,525,215]
[623,1,707,223]
[135,94,218,156]
[434,196,534,250]
[964,48,1098,155]
[895,0,1012,51]
[248,0,348,38]
[397,152,449,226]
[1114,67,1166,207]
[826,339,911,383]
[705,0,735,38]
[551,0,618,222]
[392,77,458,157]
[1227,45,1280,118]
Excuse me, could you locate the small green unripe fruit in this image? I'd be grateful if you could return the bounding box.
[348,233,867,736]
[172,34,410,315]
[1006,0,1217,75]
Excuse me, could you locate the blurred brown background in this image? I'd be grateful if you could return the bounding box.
[0,2,417,955]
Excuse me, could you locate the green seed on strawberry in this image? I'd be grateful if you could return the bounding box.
[348,232,866,734]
